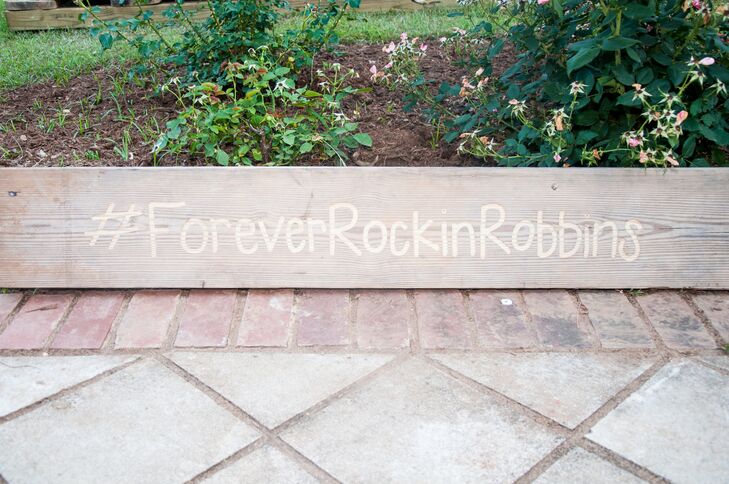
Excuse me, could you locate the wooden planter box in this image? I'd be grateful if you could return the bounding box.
[5,0,455,31]
[1,167,728,289]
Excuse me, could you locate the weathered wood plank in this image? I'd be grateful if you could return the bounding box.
[5,1,208,30]
[5,0,57,12]
[6,0,456,31]
[1,167,728,289]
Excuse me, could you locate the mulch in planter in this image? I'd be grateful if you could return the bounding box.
[0,43,512,168]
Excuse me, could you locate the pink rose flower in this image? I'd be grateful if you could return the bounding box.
[676,110,689,125]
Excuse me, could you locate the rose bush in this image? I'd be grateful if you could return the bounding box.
[385,0,729,167]
[80,0,371,165]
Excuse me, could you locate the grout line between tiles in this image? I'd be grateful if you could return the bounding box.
[43,291,79,351]
[0,356,141,425]
[681,291,727,347]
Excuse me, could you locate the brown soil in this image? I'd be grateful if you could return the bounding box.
[0,42,510,168]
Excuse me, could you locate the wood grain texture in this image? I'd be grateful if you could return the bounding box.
[6,0,457,30]
[5,1,207,30]
[1,167,728,289]
[5,0,57,11]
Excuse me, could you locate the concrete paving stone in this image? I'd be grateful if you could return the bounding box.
[175,290,237,348]
[115,290,180,349]
[237,289,293,347]
[0,355,134,417]
[355,290,410,349]
[579,291,653,349]
[468,290,536,348]
[0,294,74,350]
[691,292,729,341]
[588,360,729,483]
[169,352,392,428]
[415,289,470,348]
[203,445,317,484]
[295,290,350,346]
[0,359,259,484]
[534,448,644,484]
[432,353,655,429]
[696,354,729,372]
[637,292,716,350]
[282,358,563,483]
[52,292,125,349]
[523,290,592,348]
[0,292,23,323]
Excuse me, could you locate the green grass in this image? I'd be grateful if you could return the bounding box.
[316,8,472,42]
[0,1,471,91]
[0,0,141,90]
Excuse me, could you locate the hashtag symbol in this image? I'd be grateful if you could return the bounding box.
[85,203,142,249]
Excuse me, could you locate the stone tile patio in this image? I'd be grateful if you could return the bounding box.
[0,289,727,482]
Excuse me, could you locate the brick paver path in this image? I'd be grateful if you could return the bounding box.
[0,289,728,483]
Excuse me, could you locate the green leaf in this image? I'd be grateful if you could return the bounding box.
[699,125,729,145]
[552,0,563,18]
[216,149,229,166]
[668,65,685,87]
[625,47,643,63]
[353,133,372,147]
[682,135,697,157]
[99,33,114,50]
[617,91,641,106]
[566,47,600,75]
[635,67,654,84]
[574,110,599,125]
[282,133,296,145]
[624,1,655,19]
[575,130,598,144]
[612,64,634,86]
[348,0,360,8]
[601,37,639,51]
[300,142,314,154]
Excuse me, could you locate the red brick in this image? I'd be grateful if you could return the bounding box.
[523,290,592,349]
[175,290,237,348]
[52,292,125,349]
[637,291,716,349]
[355,290,410,349]
[691,292,729,342]
[296,290,350,346]
[238,289,293,347]
[115,290,180,349]
[0,294,73,349]
[415,290,470,349]
[468,290,536,348]
[579,291,653,349]
[0,293,23,323]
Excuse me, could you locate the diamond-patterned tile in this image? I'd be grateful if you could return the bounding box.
[203,445,317,484]
[432,353,655,428]
[534,448,644,483]
[169,352,392,428]
[588,360,729,483]
[282,358,563,483]
[0,355,134,417]
[0,358,259,484]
